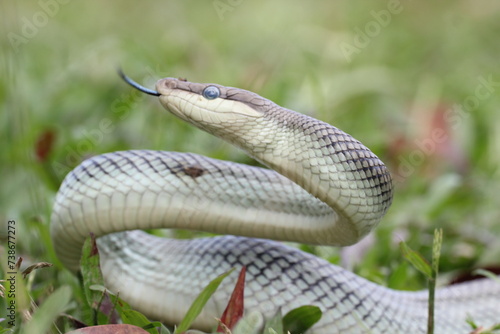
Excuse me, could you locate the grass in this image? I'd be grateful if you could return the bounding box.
[1,1,500,333]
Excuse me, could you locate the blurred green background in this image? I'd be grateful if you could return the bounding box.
[1,0,500,331]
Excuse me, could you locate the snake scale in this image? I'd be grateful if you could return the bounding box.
[51,72,500,333]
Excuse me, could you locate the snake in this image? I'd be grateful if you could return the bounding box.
[50,71,500,333]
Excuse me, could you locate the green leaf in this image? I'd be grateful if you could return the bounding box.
[121,309,161,334]
[145,321,172,334]
[399,241,433,279]
[466,315,479,330]
[387,261,409,289]
[97,286,168,334]
[232,311,264,334]
[20,285,72,334]
[174,268,235,334]
[263,311,284,334]
[282,305,322,334]
[81,234,105,310]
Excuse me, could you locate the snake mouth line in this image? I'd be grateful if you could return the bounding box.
[118,68,161,96]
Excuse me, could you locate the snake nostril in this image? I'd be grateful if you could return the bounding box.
[162,78,177,90]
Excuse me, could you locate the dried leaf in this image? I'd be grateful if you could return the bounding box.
[217,266,246,332]
[35,129,56,162]
[21,262,53,278]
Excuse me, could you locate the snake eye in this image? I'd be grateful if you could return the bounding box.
[202,86,220,100]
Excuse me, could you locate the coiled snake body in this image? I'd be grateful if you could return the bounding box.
[51,73,500,333]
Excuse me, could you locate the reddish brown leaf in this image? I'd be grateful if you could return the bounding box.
[35,129,56,162]
[64,324,150,334]
[89,232,99,256]
[217,266,246,333]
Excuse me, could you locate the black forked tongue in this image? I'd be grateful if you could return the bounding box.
[118,68,160,96]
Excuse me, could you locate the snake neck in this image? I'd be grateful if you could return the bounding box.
[155,82,393,244]
[209,105,393,244]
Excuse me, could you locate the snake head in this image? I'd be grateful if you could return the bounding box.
[119,70,278,155]
[154,77,286,152]
[155,77,265,123]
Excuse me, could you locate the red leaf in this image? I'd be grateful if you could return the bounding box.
[89,232,99,256]
[217,266,246,333]
[35,129,56,162]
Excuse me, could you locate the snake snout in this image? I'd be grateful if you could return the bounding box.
[156,77,179,91]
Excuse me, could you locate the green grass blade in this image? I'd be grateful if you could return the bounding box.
[431,229,443,277]
[473,269,500,283]
[174,268,235,334]
[20,285,72,334]
[427,228,443,334]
